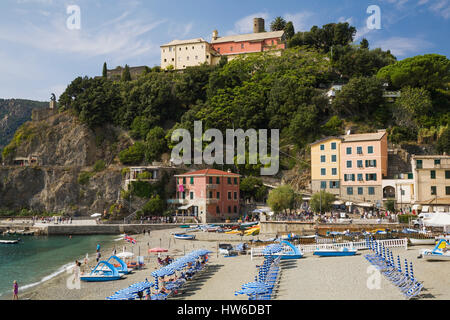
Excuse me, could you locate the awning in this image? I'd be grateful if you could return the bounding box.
[345,202,353,206]
[422,206,430,212]
[178,204,193,210]
[303,197,311,201]
[332,200,344,205]
[356,202,374,208]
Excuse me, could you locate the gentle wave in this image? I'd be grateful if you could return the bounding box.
[18,261,76,293]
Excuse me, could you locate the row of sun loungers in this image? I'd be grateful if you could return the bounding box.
[235,244,282,300]
[364,238,424,300]
[106,249,211,301]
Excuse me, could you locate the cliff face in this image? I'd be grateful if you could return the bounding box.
[0,99,48,150]
[3,111,132,166]
[0,111,134,216]
[0,166,123,215]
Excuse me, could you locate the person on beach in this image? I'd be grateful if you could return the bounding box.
[96,251,101,263]
[12,281,18,300]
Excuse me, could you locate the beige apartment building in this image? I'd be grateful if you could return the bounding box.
[160,38,220,70]
[411,155,450,213]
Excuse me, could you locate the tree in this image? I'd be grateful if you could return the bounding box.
[240,176,264,202]
[377,54,450,90]
[332,76,385,119]
[267,185,298,214]
[270,17,287,31]
[360,38,369,49]
[385,199,396,212]
[436,126,450,154]
[284,21,295,40]
[102,62,108,79]
[142,195,165,216]
[145,126,167,162]
[118,142,145,165]
[393,87,432,130]
[122,64,132,82]
[310,191,335,214]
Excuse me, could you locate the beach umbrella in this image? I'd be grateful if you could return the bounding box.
[125,236,137,244]
[116,252,134,258]
[149,247,168,253]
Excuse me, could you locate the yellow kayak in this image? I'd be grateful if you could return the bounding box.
[225,230,242,234]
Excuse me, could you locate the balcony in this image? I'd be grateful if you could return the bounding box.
[206,184,219,189]
[206,198,219,204]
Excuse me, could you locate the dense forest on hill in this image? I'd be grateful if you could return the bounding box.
[20,22,449,176]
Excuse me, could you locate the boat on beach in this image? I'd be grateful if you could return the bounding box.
[0,239,20,244]
[313,247,358,257]
[420,239,450,261]
[81,261,124,282]
[409,238,436,245]
[174,234,196,240]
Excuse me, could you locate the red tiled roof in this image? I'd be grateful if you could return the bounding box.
[176,169,240,177]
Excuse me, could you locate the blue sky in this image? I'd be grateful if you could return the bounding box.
[0,0,449,101]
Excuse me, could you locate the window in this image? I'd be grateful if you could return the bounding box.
[446,171,450,179]
[321,168,326,176]
[271,40,274,45]
[357,174,363,182]
[192,46,194,49]
[216,192,220,199]
[182,177,186,184]
[230,46,233,51]
[332,168,337,176]
[241,43,244,49]
[216,206,220,214]
[234,192,237,200]
[368,187,375,195]
[357,147,363,155]
[320,144,325,151]
[357,160,363,168]
[347,161,352,168]
[431,186,437,196]
[228,192,232,200]
[368,146,374,154]
[330,181,339,189]
[416,160,423,169]
[408,173,413,179]
[346,147,352,155]
[435,159,441,165]
[321,181,327,189]
[209,177,213,184]
[187,56,189,61]
[347,187,353,195]
[331,142,336,150]
[227,177,232,184]
[190,192,194,200]
[321,155,326,163]
[446,186,450,196]
[234,177,238,184]
[401,189,405,196]
[206,55,209,59]
[216,177,220,184]
[182,192,186,199]
[164,59,167,62]
[228,206,232,213]
[366,173,377,181]
[358,187,363,195]
[179,48,182,51]
[190,177,194,184]
[234,206,237,213]
[344,174,355,182]
[366,160,377,168]
[331,155,337,162]
[431,170,436,179]
[209,191,213,199]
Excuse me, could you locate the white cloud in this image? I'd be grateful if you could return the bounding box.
[371,36,433,56]
[283,11,315,32]
[225,12,270,35]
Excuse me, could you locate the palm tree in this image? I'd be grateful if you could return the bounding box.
[270,17,287,31]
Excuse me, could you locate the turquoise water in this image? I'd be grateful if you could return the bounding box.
[0,234,116,298]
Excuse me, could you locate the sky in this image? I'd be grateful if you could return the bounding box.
[0,0,449,101]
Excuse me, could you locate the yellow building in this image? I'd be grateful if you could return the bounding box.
[412,155,450,213]
[310,137,342,195]
[160,38,221,70]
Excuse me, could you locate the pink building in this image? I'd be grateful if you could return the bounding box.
[340,130,388,204]
[174,169,240,223]
[210,18,285,58]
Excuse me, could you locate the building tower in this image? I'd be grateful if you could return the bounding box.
[253,18,265,33]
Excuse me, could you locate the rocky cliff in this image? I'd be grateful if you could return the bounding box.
[0,99,48,151]
[0,111,134,216]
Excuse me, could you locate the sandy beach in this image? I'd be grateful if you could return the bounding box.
[3,228,449,301]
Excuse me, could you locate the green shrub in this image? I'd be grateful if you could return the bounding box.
[119,142,145,165]
[398,214,415,224]
[93,160,106,172]
[78,171,93,185]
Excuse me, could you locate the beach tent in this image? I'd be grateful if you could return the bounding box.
[423,213,450,231]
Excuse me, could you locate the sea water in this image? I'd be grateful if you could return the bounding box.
[0,234,116,298]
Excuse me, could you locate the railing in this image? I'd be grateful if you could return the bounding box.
[250,238,408,260]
